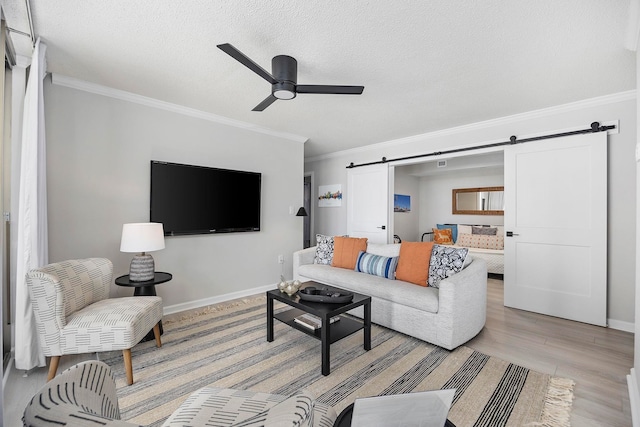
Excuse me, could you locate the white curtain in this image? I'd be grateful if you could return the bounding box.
[14,38,48,371]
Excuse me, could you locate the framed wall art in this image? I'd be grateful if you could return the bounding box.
[394,194,411,212]
[318,184,342,207]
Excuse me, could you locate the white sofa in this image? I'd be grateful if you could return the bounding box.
[293,243,487,350]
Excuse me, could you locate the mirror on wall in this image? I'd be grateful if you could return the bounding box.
[452,186,504,215]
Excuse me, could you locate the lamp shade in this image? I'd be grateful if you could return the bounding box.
[296,207,308,217]
[120,223,165,253]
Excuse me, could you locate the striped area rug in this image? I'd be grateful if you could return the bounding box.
[102,295,574,427]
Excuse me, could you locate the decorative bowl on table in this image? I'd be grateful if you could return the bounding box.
[298,286,354,303]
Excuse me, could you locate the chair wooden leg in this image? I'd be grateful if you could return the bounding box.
[153,323,162,348]
[47,356,61,382]
[123,349,133,385]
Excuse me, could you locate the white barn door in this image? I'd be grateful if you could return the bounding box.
[504,132,607,326]
[347,164,390,244]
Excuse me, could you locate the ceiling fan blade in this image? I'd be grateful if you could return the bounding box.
[296,85,364,95]
[252,94,278,111]
[217,43,277,84]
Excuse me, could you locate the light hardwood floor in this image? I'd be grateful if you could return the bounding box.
[467,278,634,426]
[4,278,634,426]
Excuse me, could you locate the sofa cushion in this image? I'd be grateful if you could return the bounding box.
[396,242,434,286]
[354,251,399,279]
[332,237,368,269]
[314,234,336,265]
[366,242,401,258]
[297,264,439,313]
[428,245,469,288]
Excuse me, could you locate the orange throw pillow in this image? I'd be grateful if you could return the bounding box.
[332,236,368,269]
[433,228,453,245]
[396,242,434,286]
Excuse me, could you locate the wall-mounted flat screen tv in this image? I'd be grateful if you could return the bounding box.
[150,160,261,236]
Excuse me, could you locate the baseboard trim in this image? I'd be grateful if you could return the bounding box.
[608,318,635,333]
[162,283,276,316]
[628,369,640,427]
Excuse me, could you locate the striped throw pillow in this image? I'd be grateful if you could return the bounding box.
[354,251,399,279]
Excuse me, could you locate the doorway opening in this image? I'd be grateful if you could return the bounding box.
[302,174,311,248]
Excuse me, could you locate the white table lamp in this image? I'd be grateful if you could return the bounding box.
[120,222,165,281]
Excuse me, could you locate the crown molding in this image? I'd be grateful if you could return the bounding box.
[51,74,309,144]
[305,90,635,163]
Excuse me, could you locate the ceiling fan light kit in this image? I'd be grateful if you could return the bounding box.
[217,43,364,111]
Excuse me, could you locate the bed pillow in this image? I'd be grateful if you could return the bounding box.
[395,242,434,286]
[433,228,454,245]
[355,251,399,279]
[457,225,472,236]
[472,226,497,235]
[332,236,368,269]
[428,244,469,288]
[314,234,336,265]
[457,233,504,250]
[437,224,458,243]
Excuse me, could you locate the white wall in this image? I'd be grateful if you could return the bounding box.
[305,92,636,326]
[44,78,305,310]
[393,168,420,241]
[418,167,504,230]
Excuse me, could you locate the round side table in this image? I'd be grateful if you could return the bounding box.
[115,272,172,296]
[115,272,172,341]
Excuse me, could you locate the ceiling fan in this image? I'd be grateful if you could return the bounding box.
[217,43,365,111]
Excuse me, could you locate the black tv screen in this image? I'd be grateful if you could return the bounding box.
[150,161,261,236]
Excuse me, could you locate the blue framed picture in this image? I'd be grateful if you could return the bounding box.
[394,194,411,212]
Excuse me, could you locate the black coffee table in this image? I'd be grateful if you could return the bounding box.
[267,281,371,376]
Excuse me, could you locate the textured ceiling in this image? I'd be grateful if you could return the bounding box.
[2,0,635,158]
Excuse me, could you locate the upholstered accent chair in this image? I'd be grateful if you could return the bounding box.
[26,258,163,385]
[23,360,338,427]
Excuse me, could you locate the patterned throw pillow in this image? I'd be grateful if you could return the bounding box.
[437,224,458,243]
[428,244,469,288]
[314,234,336,264]
[456,233,504,250]
[432,228,454,245]
[354,251,399,279]
[472,226,497,235]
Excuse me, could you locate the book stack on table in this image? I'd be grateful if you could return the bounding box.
[294,313,341,330]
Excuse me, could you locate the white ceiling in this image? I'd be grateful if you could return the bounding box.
[2,1,635,158]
